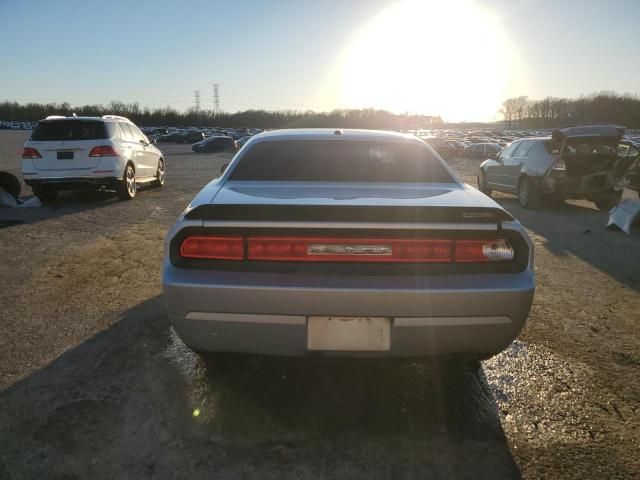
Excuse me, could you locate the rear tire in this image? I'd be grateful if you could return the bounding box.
[477,171,492,195]
[116,164,136,200]
[0,171,21,199]
[517,176,541,209]
[32,185,57,202]
[594,190,622,211]
[151,159,165,187]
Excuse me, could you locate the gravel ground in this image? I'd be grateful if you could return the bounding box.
[0,130,638,479]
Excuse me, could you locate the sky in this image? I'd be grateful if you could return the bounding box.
[1,0,639,122]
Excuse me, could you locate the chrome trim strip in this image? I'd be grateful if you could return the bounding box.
[185,312,306,325]
[202,221,499,231]
[394,316,511,327]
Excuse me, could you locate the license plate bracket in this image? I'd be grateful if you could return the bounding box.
[307,316,391,351]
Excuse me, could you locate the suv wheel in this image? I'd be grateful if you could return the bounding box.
[477,171,492,195]
[152,159,165,187]
[117,164,136,200]
[517,176,541,209]
[594,190,622,211]
[32,185,58,202]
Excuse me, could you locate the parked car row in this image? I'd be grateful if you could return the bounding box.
[1,121,35,130]
[419,128,557,160]
[144,126,262,145]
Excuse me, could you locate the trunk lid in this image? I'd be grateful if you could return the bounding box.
[27,119,112,172]
[186,182,513,223]
[28,139,102,171]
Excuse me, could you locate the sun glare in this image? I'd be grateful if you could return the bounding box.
[341,0,509,122]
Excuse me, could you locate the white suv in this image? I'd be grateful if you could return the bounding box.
[22,115,165,201]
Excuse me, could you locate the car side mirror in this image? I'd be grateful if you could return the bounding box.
[221,163,229,174]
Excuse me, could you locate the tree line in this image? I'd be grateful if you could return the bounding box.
[0,100,443,129]
[500,92,640,128]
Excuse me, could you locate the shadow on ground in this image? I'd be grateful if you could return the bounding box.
[0,297,520,479]
[497,197,640,291]
[0,186,161,229]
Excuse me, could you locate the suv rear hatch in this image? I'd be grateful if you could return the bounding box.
[27,119,114,172]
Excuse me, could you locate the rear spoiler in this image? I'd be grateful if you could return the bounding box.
[184,204,514,223]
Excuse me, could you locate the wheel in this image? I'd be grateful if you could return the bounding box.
[477,171,492,195]
[116,164,136,200]
[0,171,21,199]
[517,176,541,209]
[32,185,58,202]
[594,190,622,211]
[151,159,165,187]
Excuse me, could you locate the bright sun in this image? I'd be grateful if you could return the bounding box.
[340,0,509,122]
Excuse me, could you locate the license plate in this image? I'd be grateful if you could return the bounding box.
[57,151,74,160]
[307,316,391,351]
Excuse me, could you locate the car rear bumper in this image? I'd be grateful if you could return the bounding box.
[163,263,535,357]
[24,176,121,188]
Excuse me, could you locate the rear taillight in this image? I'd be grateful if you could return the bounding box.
[22,147,41,159]
[89,146,119,157]
[179,235,515,263]
[180,236,244,260]
[455,239,515,262]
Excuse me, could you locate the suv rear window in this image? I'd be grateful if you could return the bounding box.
[31,120,114,141]
[228,140,455,183]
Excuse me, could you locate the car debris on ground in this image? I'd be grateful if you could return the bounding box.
[606,198,640,235]
[0,171,41,208]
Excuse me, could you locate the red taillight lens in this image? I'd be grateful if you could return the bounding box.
[22,147,41,159]
[89,146,119,157]
[247,237,454,263]
[455,239,515,262]
[179,235,514,263]
[180,236,244,260]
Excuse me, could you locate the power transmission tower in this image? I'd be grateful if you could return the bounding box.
[194,90,201,112]
[213,83,220,114]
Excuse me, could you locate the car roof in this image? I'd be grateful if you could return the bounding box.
[40,115,133,123]
[511,136,551,142]
[253,128,422,143]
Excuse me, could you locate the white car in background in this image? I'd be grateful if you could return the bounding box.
[22,115,165,201]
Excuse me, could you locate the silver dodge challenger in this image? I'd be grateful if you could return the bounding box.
[163,129,534,360]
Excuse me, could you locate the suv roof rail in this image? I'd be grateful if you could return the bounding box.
[45,115,67,120]
[101,115,131,122]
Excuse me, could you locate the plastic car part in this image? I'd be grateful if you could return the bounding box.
[606,199,640,235]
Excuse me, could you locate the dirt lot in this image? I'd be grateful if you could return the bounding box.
[1,129,638,479]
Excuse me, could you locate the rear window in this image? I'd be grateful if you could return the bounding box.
[31,120,113,141]
[228,140,455,183]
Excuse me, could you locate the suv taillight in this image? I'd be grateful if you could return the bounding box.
[89,146,119,157]
[22,147,41,159]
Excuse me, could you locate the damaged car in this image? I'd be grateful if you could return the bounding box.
[478,125,633,210]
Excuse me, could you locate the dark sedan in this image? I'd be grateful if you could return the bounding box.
[192,135,237,153]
